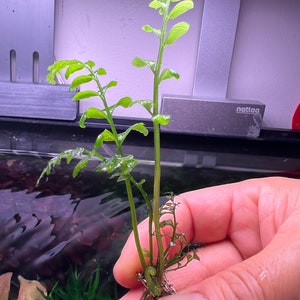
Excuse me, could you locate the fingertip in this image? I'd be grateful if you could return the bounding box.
[113,257,141,289]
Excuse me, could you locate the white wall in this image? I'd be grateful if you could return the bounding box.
[228,0,300,129]
[54,0,300,130]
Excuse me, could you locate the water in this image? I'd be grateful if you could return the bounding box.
[0,151,297,298]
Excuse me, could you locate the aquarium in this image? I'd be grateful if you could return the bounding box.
[0,118,300,299]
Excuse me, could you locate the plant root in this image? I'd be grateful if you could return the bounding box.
[138,272,176,300]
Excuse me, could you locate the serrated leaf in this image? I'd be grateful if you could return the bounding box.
[70,75,93,90]
[152,114,171,126]
[73,90,98,101]
[165,21,190,45]
[169,0,194,20]
[159,68,180,83]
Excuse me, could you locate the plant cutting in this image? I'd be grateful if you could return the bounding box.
[38,0,197,299]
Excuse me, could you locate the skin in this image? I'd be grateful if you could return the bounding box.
[113,177,300,299]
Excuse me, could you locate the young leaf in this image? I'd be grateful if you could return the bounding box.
[142,25,161,38]
[165,21,190,45]
[168,0,194,20]
[70,75,93,90]
[159,68,180,83]
[73,90,98,101]
[152,114,171,126]
[86,60,96,68]
[96,67,107,76]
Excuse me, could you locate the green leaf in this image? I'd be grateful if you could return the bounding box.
[94,129,116,148]
[65,63,85,79]
[118,122,149,145]
[152,114,171,126]
[36,147,89,185]
[132,57,156,73]
[149,0,163,9]
[109,97,133,115]
[116,96,133,108]
[122,156,139,175]
[70,75,93,90]
[142,25,161,38]
[86,60,95,68]
[96,67,107,76]
[168,0,194,20]
[132,57,147,68]
[103,80,118,92]
[79,107,107,128]
[97,155,121,174]
[46,60,77,84]
[85,107,107,119]
[134,100,154,115]
[165,21,190,45]
[73,156,90,177]
[73,90,98,101]
[159,68,180,83]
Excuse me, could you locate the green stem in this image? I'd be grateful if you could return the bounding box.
[91,67,147,270]
[129,175,154,265]
[125,177,147,270]
[151,0,170,285]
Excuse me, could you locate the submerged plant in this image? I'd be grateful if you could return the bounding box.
[38,0,197,298]
[44,267,112,300]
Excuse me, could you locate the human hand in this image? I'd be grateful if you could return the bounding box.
[113,177,300,299]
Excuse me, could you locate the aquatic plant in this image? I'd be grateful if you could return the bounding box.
[44,267,112,300]
[38,1,197,298]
